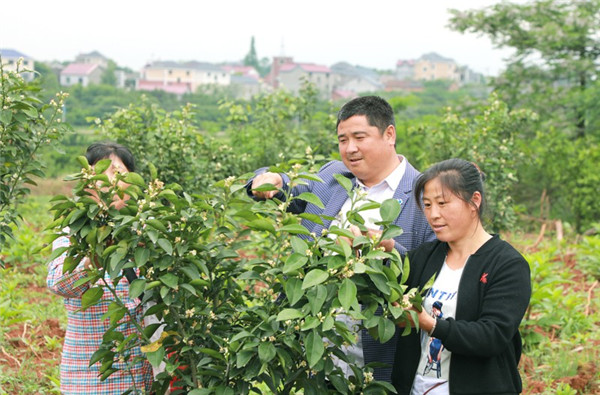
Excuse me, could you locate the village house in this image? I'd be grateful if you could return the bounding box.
[268,57,335,99]
[75,51,109,69]
[0,49,35,81]
[414,52,460,82]
[139,61,231,94]
[60,63,104,87]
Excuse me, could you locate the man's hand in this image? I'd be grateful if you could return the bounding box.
[251,172,283,199]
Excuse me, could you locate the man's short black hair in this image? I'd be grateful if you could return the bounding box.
[336,96,395,134]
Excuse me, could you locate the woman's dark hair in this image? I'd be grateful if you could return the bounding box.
[414,158,487,219]
[85,141,135,172]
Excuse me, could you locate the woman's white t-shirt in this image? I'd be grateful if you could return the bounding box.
[411,259,465,395]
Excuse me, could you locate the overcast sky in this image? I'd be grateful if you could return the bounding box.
[1,0,521,76]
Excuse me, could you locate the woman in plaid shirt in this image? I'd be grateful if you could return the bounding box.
[47,142,152,394]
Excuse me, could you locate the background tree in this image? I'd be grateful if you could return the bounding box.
[100,59,118,86]
[449,0,600,231]
[243,36,270,77]
[0,58,70,254]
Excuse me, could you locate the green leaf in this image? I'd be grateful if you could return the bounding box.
[298,212,324,226]
[148,163,158,180]
[368,273,391,295]
[301,316,320,331]
[333,174,353,194]
[123,172,146,187]
[302,269,329,290]
[338,279,357,311]
[236,350,254,368]
[322,315,334,331]
[157,238,173,255]
[305,330,325,368]
[258,342,277,363]
[378,317,396,343]
[297,174,324,183]
[293,192,325,209]
[93,158,112,175]
[76,156,90,169]
[159,273,179,288]
[381,225,404,241]
[251,183,279,192]
[134,247,150,267]
[276,308,305,321]
[47,246,68,263]
[285,278,304,305]
[146,347,165,367]
[81,287,104,310]
[307,285,327,315]
[282,253,308,274]
[129,278,146,299]
[280,224,311,235]
[290,236,309,254]
[380,198,401,223]
[247,218,276,234]
[146,219,167,233]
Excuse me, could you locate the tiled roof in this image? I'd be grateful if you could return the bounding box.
[279,63,330,73]
[396,59,415,66]
[61,63,100,76]
[79,50,106,58]
[419,52,455,63]
[0,48,31,59]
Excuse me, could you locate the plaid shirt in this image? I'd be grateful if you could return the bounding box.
[47,236,152,394]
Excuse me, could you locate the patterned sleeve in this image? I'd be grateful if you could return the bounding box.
[46,236,91,298]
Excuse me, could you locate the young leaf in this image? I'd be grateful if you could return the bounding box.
[338,279,357,311]
[123,172,146,188]
[146,347,165,368]
[93,158,112,175]
[284,278,304,305]
[305,330,325,368]
[258,342,277,363]
[333,174,353,194]
[280,224,311,236]
[302,269,329,290]
[378,317,396,344]
[292,192,325,209]
[380,198,401,223]
[282,253,308,274]
[157,238,173,255]
[81,287,104,310]
[276,308,305,321]
[129,278,146,299]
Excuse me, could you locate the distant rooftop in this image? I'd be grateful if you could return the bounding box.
[419,52,455,63]
[279,62,330,73]
[0,48,32,59]
[78,50,107,59]
[145,60,223,72]
[61,63,100,75]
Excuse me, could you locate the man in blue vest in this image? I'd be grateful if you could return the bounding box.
[249,95,435,383]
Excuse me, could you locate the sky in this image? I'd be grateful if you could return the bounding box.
[1,0,520,76]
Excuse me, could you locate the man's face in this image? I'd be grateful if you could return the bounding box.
[337,115,396,187]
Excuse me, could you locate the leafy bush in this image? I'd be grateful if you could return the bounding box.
[48,155,428,394]
[416,94,536,231]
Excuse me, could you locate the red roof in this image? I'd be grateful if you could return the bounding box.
[396,59,415,67]
[61,63,99,76]
[279,63,330,73]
